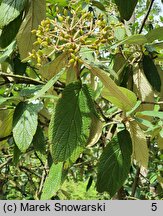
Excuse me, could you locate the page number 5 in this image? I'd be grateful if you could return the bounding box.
[151,203,157,211]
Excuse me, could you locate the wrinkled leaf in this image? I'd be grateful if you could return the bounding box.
[129,121,149,168]
[96,130,132,197]
[0,0,27,28]
[49,82,93,162]
[41,162,63,200]
[13,102,43,152]
[33,125,46,161]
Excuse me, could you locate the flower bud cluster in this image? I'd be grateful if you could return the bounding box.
[29,5,114,68]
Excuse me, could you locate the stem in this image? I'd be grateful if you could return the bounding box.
[0,134,12,142]
[37,161,48,199]
[0,157,12,169]
[141,101,163,105]
[0,72,44,85]
[139,0,155,34]
[131,166,141,197]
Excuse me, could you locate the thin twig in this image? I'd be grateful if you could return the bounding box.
[19,166,42,178]
[139,0,155,34]
[0,157,12,169]
[37,161,49,198]
[0,72,45,85]
[141,101,163,105]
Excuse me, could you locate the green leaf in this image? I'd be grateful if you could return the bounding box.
[129,121,149,168]
[33,125,46,161]
[86,176,93,191]
[134,117,154,129]
[17,0,46,59]
[92,1,106,11]
[41,162,63,200]
[20,85,42,97]
[0,109,13,139]
[158,132,163,149]
[49,82,93,162]
[0,40,16,63]
[127,100,141,116]
[114,0,138,21]
[13,102,43,152]
[13,143,22,165]
[142,55,161,92]
[87,115,104,147]
[52,0,68,6]
[102,86,137,112]
[119,34,147,45]
[136,111,163,119]
[39,53,68,80]
[84,63,137,111]
[64,146,84,168]
[146,27,163,43]
[0,96,8,105]
[0,13,22,48]
[96,130,132,197]
[114,27,126,41]
[29,69,65,102]
[0,0,27,28]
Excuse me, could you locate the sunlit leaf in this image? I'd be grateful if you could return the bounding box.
[157,133,163,149]
[0,0,27,28]
[133,64,154,129]
[84,63,137,111]
[87,115,104,147]
[17,0,46,59]
[13,102,43,152]
[129,121,149,168]
[114,26,126,41]
[0,109,13,139]
[29,69,65,102]
[39,53,68,80]
[136,111,163,119]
